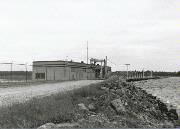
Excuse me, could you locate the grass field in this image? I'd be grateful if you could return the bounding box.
[0,80,104,128]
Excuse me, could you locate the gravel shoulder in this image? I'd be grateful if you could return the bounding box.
[0,80,103,106]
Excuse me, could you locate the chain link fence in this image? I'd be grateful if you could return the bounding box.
[0,62,32,83]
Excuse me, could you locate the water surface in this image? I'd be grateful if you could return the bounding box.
[134,77,180,115]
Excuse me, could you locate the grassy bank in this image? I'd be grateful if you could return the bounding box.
[0,80,106,128]
[0,77,178,128]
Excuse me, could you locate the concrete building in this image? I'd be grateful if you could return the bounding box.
[32,60,111,81]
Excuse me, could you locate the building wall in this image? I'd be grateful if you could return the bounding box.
[46,67,71,81]
[32,60,111,81]
[32,65,96,81]
[32,66,46,81]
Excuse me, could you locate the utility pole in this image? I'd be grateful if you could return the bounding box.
[125,64,130,79]
[151,71,153,78]
[10,62,13,81]
[142,68,144,78]
[105,56,108,78]
[25,63,28,83]
[100,61,103,79]
[87,41,89,64]
[46,66,47,81]
[65,56,68,80]
[86,41,89,80]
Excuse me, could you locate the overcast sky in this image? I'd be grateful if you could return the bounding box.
[0,0,179,71]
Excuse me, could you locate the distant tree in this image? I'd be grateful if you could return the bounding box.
[177,71,180,76]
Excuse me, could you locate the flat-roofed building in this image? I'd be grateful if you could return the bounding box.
[32,60,111,81]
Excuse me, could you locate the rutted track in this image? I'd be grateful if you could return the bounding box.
[0,80,103,107]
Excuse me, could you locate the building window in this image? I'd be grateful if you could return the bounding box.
[35,73,45,79]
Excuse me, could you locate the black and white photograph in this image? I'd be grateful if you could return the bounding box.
[0,0,179,128]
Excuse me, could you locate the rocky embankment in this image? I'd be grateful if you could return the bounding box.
[38,79,179,128]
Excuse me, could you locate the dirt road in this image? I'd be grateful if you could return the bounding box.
[0,80,103,107]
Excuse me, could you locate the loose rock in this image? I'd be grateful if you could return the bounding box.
[37,122,80,129]
[168,109,178,120]
[111,99,126,114]
[88,103,96,112]
[101,87,107,90]
[78,103,89,111]
[37,123,56,129]
[56,123,80,128]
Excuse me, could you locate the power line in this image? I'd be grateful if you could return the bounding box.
[107,59,117,66]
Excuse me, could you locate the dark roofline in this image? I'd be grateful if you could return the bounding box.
[33,60,69,63]
[33,60,87,64]
[33,60,111,68]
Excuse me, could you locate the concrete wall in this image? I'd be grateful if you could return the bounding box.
[46,67,71,81]
[33,66,96,81]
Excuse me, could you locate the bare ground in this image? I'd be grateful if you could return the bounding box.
[0,80,103,107]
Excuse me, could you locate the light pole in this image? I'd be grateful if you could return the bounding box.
[17,63,27,82]
[65,56,68,80]
[25,63,28,82]
[125,64,130,79]
[151,70,153,78]
[87,41,89,64]
[10,62,13,81]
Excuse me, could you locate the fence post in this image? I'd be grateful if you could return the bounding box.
[10,62,13,81]
[25,63,28,83]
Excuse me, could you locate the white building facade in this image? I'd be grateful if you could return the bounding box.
[32,61,97,81]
